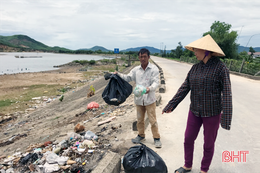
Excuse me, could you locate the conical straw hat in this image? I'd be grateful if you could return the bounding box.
[185,34,225,57]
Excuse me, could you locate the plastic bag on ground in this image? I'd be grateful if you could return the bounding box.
[46,152,59,164]
[84,130,98,141]
[43,163,60,173]
[123,143,168,173]
[133,85,147,97]
[87,102,99,109]
[102,74,132,106]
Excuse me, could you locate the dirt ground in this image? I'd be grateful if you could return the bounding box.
[0,63,138,169]
[0,66,84,89]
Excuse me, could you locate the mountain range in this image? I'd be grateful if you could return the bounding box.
[0,34,259,53]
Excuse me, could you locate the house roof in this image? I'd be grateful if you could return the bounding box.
[247,52,260,55]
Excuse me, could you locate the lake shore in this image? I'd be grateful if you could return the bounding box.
[0,58,126,115]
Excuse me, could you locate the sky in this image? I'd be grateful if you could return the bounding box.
[0,0,260,51]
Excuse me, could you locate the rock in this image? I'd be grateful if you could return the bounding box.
[74,123,85,133]
[159,84,166,93]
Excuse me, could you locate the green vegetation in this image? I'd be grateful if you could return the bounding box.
[0,99,13,108]
[0,35,70,52]
[59,95,64,102]
[156,21,259,76]
[90,85,95,94]
[203,21,238,59]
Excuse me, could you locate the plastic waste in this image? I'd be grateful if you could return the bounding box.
[84,130,98,141]
[43,163,60,173]
[87,102,99,109]
[123,143,168,173]
[133,85,147,97]
[20,153,38,165]
[102,74,132,106]
[56,156,69,166]
[46,152,59,164]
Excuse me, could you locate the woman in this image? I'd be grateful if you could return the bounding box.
[162,34,232,173]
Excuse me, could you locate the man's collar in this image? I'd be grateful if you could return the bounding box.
[139,62,151,70]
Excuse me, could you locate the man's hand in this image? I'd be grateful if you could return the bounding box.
[146,87,150,94]
[113,71,118,74]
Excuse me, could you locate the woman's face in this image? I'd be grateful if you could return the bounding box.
[194,48,205,61]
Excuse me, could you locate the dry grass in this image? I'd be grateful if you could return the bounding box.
[0,83,83,114]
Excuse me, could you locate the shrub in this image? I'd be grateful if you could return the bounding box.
[89,60,96,65]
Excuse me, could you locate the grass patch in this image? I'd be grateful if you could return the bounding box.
[0,83,82,114]
[0,99,13,108]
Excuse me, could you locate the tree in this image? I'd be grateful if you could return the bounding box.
[176,42,183,59]
[203,21,238,59]
[183,49,194,57]
[249,46,255,56]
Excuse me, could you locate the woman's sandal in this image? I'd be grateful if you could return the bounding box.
[174,167,191,173]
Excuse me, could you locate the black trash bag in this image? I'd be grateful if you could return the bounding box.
[102,74,132,106]
[71,166,86,173]
[123,143,168,173]
[104,72,112,80]
[20,153,39,165]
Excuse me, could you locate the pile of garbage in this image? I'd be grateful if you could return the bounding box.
[0,129,112,173]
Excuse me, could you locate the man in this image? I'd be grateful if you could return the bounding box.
[115,48,162,148]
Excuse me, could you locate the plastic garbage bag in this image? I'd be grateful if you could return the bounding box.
[104,72,112,80]
[57,156,69,166]
[133,85,147,97]
[46,152,59,164]
[102,74,132,106]
[87,102,99,109]
[20,153,39,165]
[43,163,60,173]
[123,143,168,173]
[84,130,98,141]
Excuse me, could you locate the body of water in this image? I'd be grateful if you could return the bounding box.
[0,52,116,75]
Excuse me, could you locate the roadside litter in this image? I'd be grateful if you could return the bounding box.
[0,128,109,173]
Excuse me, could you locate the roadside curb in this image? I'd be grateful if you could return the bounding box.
[151,59,166,93]
[229,71,260,80]
[91,151,121,173]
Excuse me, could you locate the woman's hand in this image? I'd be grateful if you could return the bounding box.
[162,110,172,114]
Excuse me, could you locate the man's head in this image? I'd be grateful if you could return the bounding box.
[138,48,150,67]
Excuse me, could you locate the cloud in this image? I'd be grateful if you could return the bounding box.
[0,0,260,50]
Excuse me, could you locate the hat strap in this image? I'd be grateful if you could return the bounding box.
[203,51,210,61]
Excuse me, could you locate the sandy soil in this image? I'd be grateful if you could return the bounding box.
[0,66,84,95]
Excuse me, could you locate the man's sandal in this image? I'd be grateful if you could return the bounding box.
[174,167,191,173]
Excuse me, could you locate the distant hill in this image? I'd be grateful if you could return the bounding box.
[121,46,171,54]
[238,46,260,53]
[0,35,70,52]
[79,46,112,52]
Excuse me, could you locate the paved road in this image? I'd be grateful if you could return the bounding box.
[143,56,260,173]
